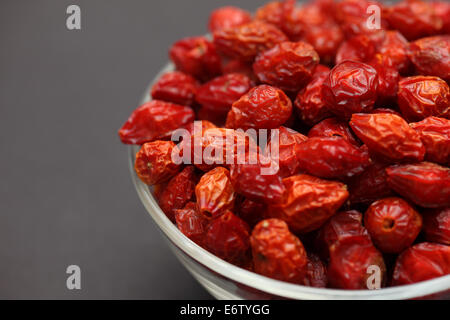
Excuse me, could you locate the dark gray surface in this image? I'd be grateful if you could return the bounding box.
[0,0,267,299]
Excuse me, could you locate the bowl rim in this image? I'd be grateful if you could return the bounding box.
[128,62,450,300]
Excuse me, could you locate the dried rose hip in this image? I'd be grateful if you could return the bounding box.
[392,242,450,286]
[369,54,400,105]
[251,219,308,284]
[303,23,344,65]
[208,6,252,33]
[432,1,450,34]
[175,202,209,246]
[158,166,197,222]
[410,116,450,165]
[323,60,378,119]
[364,197,423,254]
[308,117,360,147]
[350,113,425,163]
[222,59,256,81]
[205,211,251,265]
[315,210,371,260]
[213,21,289,61]
[236,197,267,228]
[348,161,393,205]
[253,41,320,92]
[119,100,195,145]
[169,36,221,81]
[328,236,386,290]
[226,85,292,130]
[398,76,450,122]
[196,73,252,113]
[296,136,370,180]
[408,36,450,83]
[134,141,180,185]
[230,155,286,205]
[268,174,349,233]
[195,167,235,218]
[423,208,450,245]
[335,34,379,65]
[302,254,328,288]
[386,162,450,208]
[267,126,308,178]
[151,71,199,106]
[384,0,442,41]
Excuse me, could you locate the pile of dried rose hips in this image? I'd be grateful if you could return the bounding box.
[119,0,450,290]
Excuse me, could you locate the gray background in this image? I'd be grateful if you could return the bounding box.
[0,0,268,299]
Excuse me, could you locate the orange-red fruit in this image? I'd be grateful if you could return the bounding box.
[151,71,199,106]
[268,174,349,233]
[364,197,423,254]
[423,208,450,245]
[208,6,252,33]
[175,202,209,247]
[134,141,180,185]
[251,219,308,284]
[392,242,450,286]
[350,113,425,163]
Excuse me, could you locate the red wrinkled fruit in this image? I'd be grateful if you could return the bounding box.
[323,60,378,119]
[410,116,450,165]
[303,254,328,288]
[253,41,319,92]
[222,59,256,81]
[196,73,252,113]
[364,197,423,254]
[432,1,450,34]
[151,71,199,106]
[175,202,209,246]
[423,208,450,245]
[392,242,450,286]
[386,162,450,208]
[169,36,221,81]
[213,21,289,61]
[195,167,235,218]
[208,6,252,33]
[350,113,425,162]
[369,54,400,105]
[378,31,410,74]
[384,0,442,41]
[251,219,308,284]
[328,236,386,290]
[205,211,251,265]
[303,23,344,65]
[158,166,197,222]
[398,76,450,122]
[308,117,360,147]
[335,34,379,65]
[268,174,349,233]
[296,136,371,180]
[119,100,195,145]
[236,197,267,228]
[226,85,292,130]
[134,141,180,185]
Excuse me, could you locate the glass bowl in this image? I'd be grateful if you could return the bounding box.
[128,62,450,300]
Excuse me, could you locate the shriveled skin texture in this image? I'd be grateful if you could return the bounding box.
[410,116,450,165]
[294,65,332,126]
[268,174,349,233]
[118,100,195,145]
[225,85,292,130]
[208,6,251,33]
[302,253,328,288]
[195,167,235,218]
[364,197,423,254]
[253,41,320,92]
[303,23,344,65]
[296,136,371,180]
[335,34,379,65]
[205,211,251,265]
[158,166,198,222]
[213,21,289,62]
[175,202,209,247]
[268,126,308,178]
[308,117,360,147]
[169,36,222,81]
[397,76,450,122]
[392,242,450,286]
[368,54,400,105]
[315,210,371,260]
[423,208,450,245]
[328,236,386,290]
[386,162,450,208]
[134,141,181,186]
[350,113,425,162]
[151,71,199,106]
[323,60,378,120]
[196,73,252,113]
[408,36,450,82]
[251,219,308,284]
[236,197,267,228]
[378,31,410,74]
